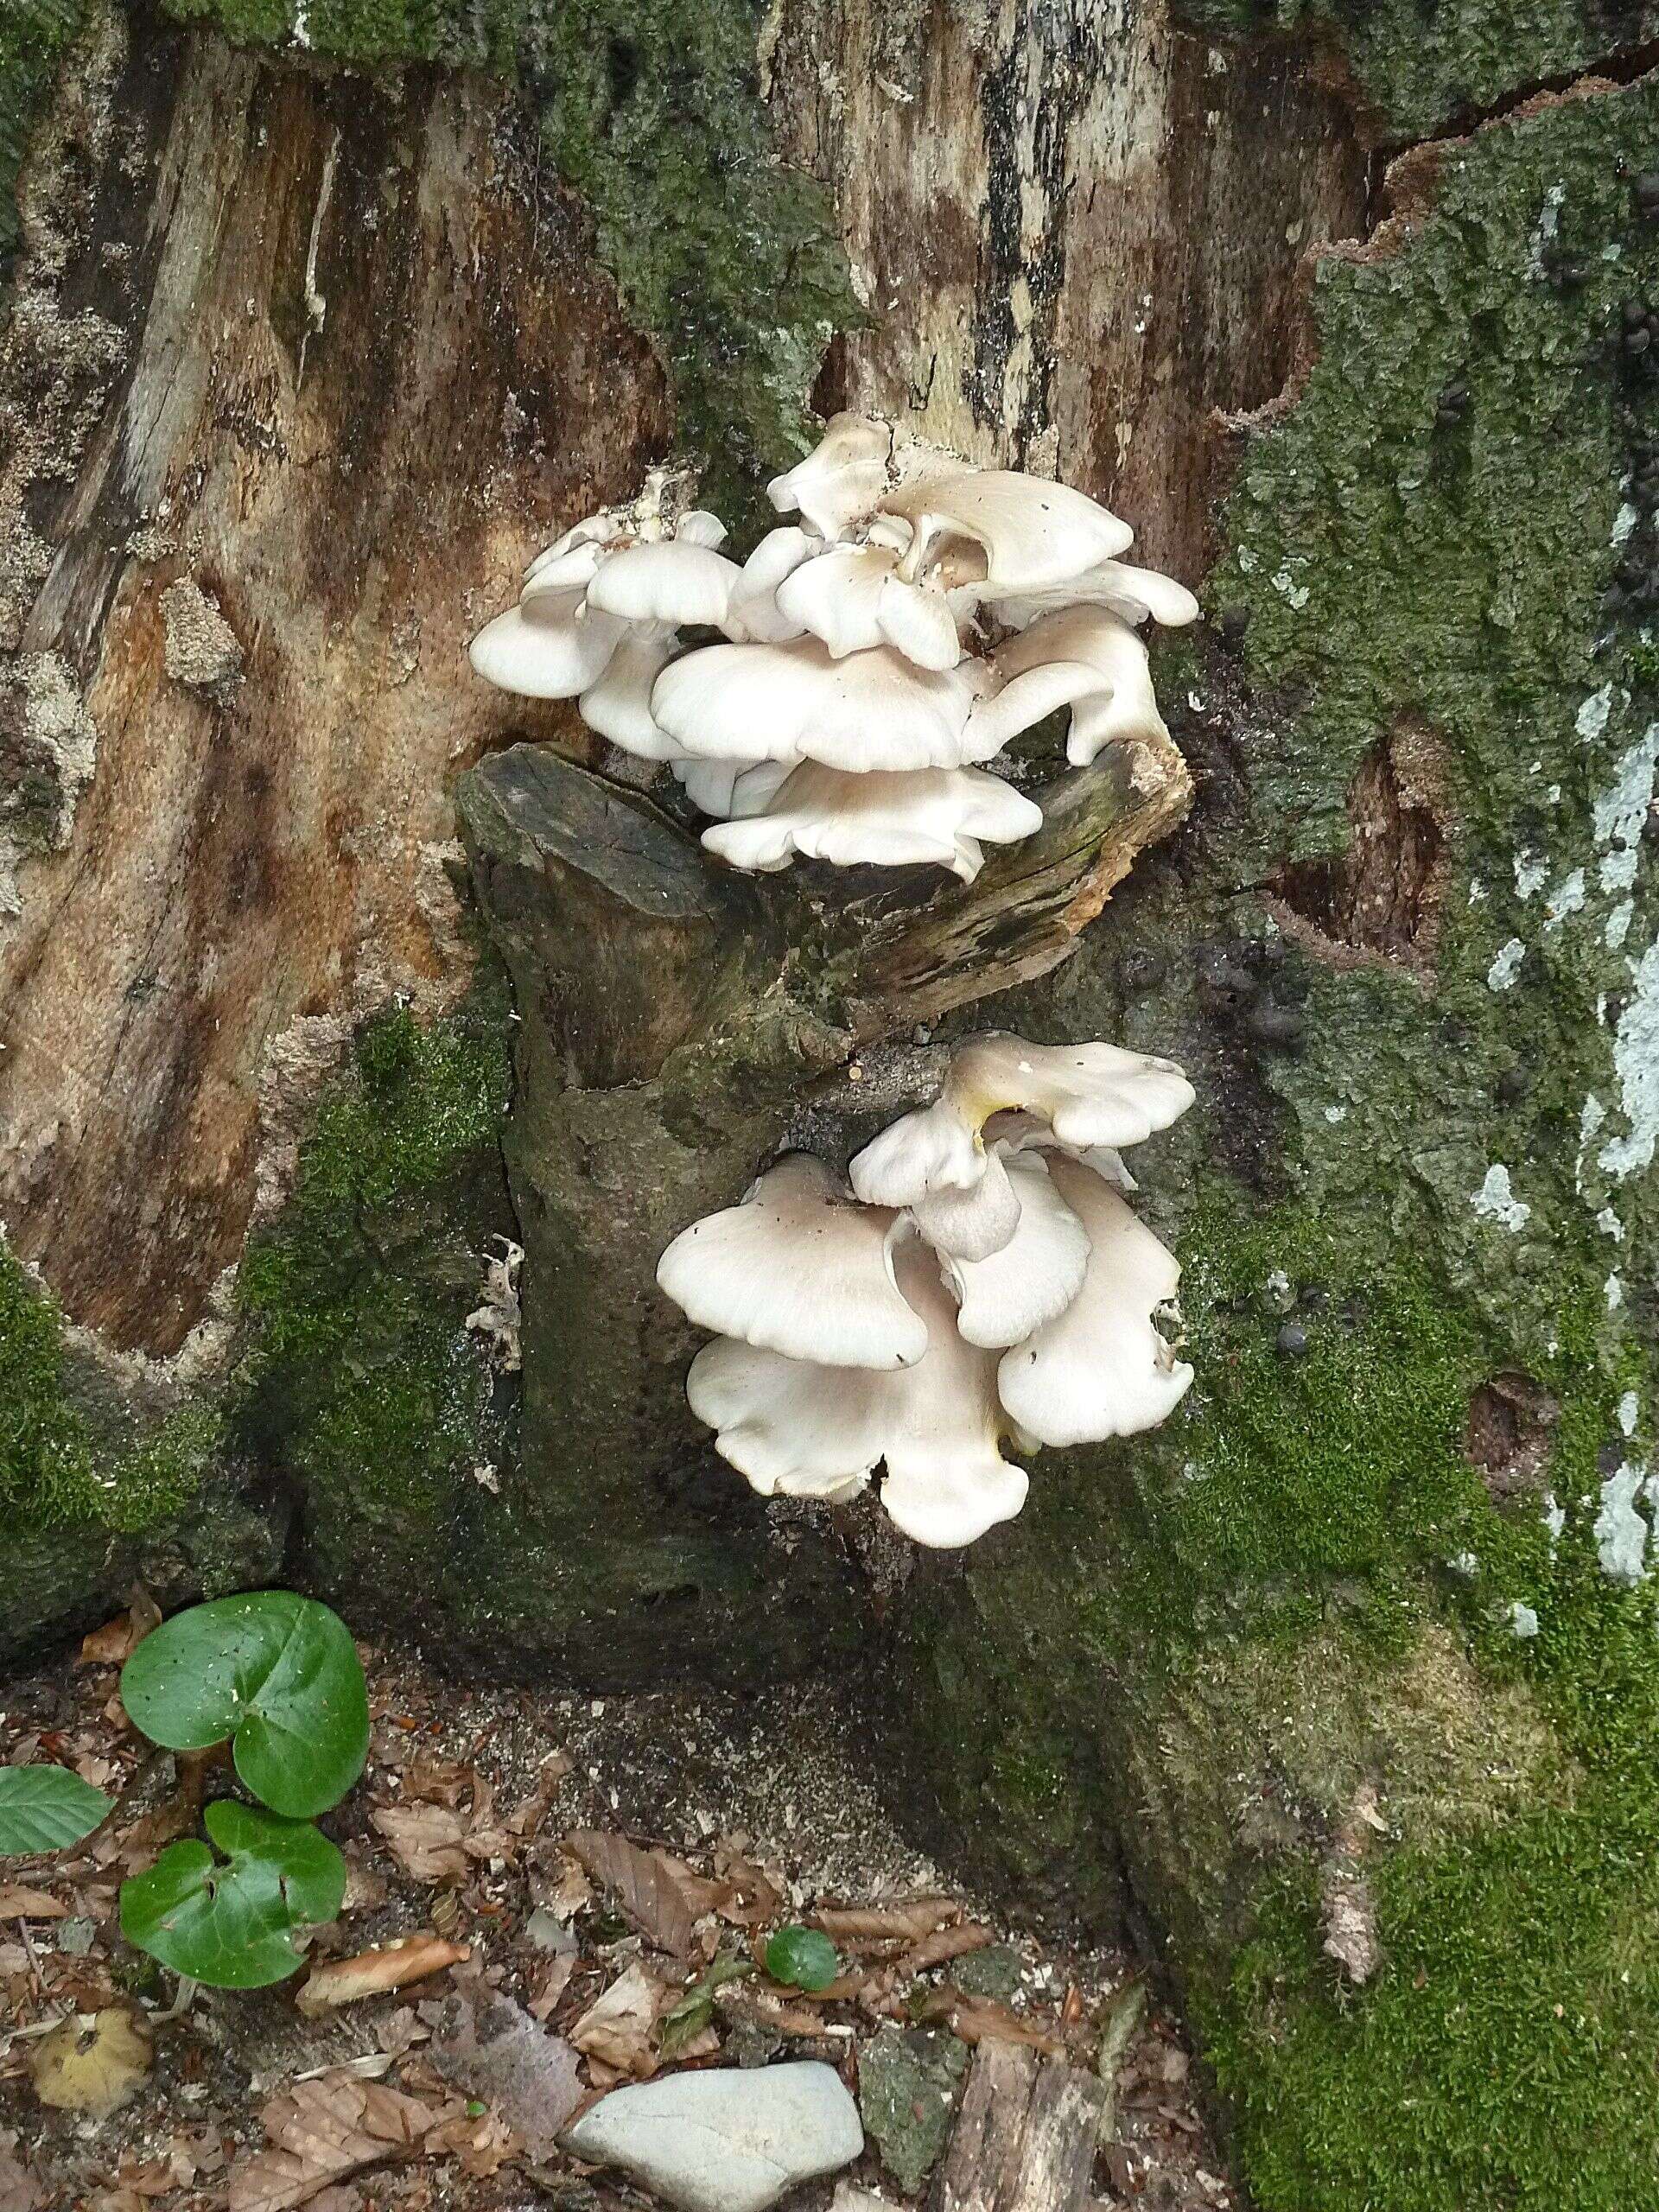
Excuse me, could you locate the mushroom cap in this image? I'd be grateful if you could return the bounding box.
[775,543,962,671]
[656,1153,927,1370]
[766,412,896,540]
[942,1151,1091,1347]
[994,607,1167,767]
[995,1155,1192,1445]
[524,513,624,584]
[673,756,796,821]
[850,1033,1192,1215]
[722,527,817,645]
[652,639,981,772]
[876,1244,1030,1548]
[683,1244,1027,1546]
[686,1336,885,1498]
[906,1142,1023,1262]
[579,631,686,760]
[585,541,741,630]
[849,1096,987,1211]
[944,1034,1195,1151]
[885,470,1135,594]
[986,1109,1136,1192]
[700,762,1041,880]
[468,595,626,699]
[991,558,1200,633]
[961,656,1102,759]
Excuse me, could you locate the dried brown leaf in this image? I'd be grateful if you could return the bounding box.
[913,1988,1065,2054]
[0,1885,68,1920]
[568,1830,697,1958]
[507,1751,574,1839]
[371,1803,469,1885]
[812,1897,960,1946]
[527,1953,576,2021]
[227,2071,437,2212]
[77,1587,162,1670]
[569,1961,666,2077]
[296,1936,471,2017]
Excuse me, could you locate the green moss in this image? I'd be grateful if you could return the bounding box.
[156,0,860,522]
[900,70,1659,2211]
[1149,78,1659,2210]
[1177,0,1659,141]
[233,976,518,1580]
[0,1240,219,1533]
[0,0,88,282]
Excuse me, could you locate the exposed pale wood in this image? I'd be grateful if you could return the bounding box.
[831,736,1193,1038]
[935,2039,1108,2212]
[934,2038,1039,2212]
[0,7,666,1355]
[1006,2060,1110,2212]
[768,0,1370,577]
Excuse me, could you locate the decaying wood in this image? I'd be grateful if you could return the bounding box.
[0,4,666,1357]
[830,737,1192,1037]
[768,0,1370,576]
[935,2038,1109,2212]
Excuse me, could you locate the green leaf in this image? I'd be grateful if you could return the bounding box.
[118,1800,346,1989]
[764,1924,839,1992]
[119,1592,369,1817]
[0,1766,111,1857]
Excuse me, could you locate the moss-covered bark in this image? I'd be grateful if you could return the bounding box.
[888,65,1659,2212]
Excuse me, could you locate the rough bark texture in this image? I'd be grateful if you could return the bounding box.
[3,3,1659,2208]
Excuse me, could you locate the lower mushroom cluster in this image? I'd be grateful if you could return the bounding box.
[656,1034,1196,1548]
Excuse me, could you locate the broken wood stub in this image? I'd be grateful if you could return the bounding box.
[456,736,1189,1675]
[935,2037,1109,2212]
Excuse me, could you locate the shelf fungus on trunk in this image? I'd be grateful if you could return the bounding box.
[466,416,1195,880]
[656,1032,1195,1548]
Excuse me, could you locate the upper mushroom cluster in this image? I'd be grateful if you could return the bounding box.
[468,420,1197,881]
[656,1032,1196,1548]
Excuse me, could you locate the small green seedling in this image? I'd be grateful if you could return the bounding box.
[764,1923,840,1992]
[120,1591,370,1819]
[0,1766,111,1857]
[120,1801,346,1988]
[2,1591,369,1993]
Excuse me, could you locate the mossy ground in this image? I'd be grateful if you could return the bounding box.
[153,0,859,524]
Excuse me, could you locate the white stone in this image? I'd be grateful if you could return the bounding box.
[565,2063,864,2212]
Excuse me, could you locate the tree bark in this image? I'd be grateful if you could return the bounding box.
[5,5,1658,2204]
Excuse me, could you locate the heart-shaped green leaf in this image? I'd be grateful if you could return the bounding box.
[119,1593,369,1817]
[0,1767,111,1857]
[765,1923,840,1992]
[119,1800,345,1988]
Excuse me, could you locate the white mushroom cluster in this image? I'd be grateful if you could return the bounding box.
[656,1033,1197,1548]
[468,422,1197,881]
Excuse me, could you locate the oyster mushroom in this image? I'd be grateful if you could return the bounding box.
[685,1240,1028,1548]
[938,1149,1091,1348]
[652,638,982,772]
[849,1034,1194,1215]
[993,604,1170,766]
[656,1153,927,1370]
[700,761,1041,881]
[996,1154,1192,1444]
[883,469,1135,595]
